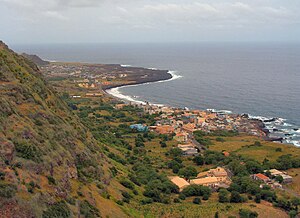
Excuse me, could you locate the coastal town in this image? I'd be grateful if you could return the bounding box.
[38,59,296,193]
[12,54,298,217]
[121,103,294,191]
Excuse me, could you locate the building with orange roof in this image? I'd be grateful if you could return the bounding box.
[154,125,175,135]
[174,132,189,143]
[253,173,271,183]
[223,151,230,157]
[182,123,196,133]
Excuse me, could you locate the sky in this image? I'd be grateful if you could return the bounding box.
[1,0,300,44]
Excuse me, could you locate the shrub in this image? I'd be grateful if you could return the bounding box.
[42,201,71,218]
[14,141,41,162]
[173,198,180,203]
[216,137,225,142]
[179,193,186,200]
[239,209,258,218]
[230,191,242,203]
[120,180,135,190]
[0,172,5,180]
[80,200,100,218]
[182,185,211,198]
[218,189,230,203]
[178,166,197,180]
[47,176,56,185]
[121,191,132,200]
[253,141,262,147]
[255,194,261,203]
[193,156,204,166]
[140,198,153,205]
[202,194,209,200]
[116,200,124,205]
[193,197,201,204]
[0,183,17,198]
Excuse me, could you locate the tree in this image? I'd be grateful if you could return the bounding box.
[160,141,167,148]
[218,189,230,203]
[275,175,284,183]
[193,197,201,204]
[168,148,183,157]
[179,166,197,180]
[230,191,242,203]
[43,201,71,218]
[291,197,300,210]
[245,160,263,174]
[255,194,261,203]
[214,211,219,218]
[193,156,204,166]
[289,210,298,218]
[181,185,211,198]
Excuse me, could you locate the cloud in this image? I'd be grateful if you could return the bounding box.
[1,0,299,43]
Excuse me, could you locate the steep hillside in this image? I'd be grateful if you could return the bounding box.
[21,53,49,66]
[0,41,120,217]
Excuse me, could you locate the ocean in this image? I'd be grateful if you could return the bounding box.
[12,42,300,146]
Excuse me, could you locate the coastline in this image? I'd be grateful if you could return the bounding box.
[104,70,182,105]
[103,69,300,147]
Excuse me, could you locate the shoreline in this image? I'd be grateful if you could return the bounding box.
[104,70,182,105]
[103,70,299,147]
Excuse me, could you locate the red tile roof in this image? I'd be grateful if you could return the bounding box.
[255,173,269,181]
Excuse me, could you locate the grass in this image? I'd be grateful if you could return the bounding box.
[138,199,288,218]
[209,135,300,162]
[285,168,300,195]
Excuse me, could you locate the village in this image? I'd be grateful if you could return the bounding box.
[125,102,267,156]
[123,103,294,193]
[40,61,297,206]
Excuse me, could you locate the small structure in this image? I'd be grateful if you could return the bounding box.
[169,176,190,191]
[223,151,230,157]
[267,169,293,184]
[154,125,175,135]
[174,132,189,143]
[253,173,271,183]
[115,104,127,110]
[130,124,148,132]
[190,177,219,187]
[197,167,231,184]
[178,143,198,156]
[85,93,103,97]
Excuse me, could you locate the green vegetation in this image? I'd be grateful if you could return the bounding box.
[80,200,101,218]
[42,201,71,218]
[0,183,17,198]
[2,42,300,217]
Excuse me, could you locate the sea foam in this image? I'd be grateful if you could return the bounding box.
[106,70,183,106]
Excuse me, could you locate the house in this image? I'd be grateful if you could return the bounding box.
[190,177,219,187]
[177,143,198,156]
[266,169,293,184]
[223,151,230,157]
[253,173,271,183]
[182,123,196,133]
[169,176,190,191]
[210,167,229,178]
[154,125,175,135]
[197,167,231,184]
[130,124,148,132]
[115,104,127,110]
[174,132,189,143]
[281,174,293,184]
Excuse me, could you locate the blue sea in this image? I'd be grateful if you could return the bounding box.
[12,42,300,146]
